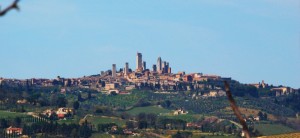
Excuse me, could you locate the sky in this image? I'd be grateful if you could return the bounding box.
[0,0,299,88]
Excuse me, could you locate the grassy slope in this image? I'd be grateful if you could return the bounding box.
[57,115,81,125]
[258,132,300,138]
[222,107,278,121]
[254,124,296,136]
[162,114,202,122]
[91,133,112,138]
[86,116,126,127]
[126,106,203,122]
[0,110,29,118]
[126,106,172,115]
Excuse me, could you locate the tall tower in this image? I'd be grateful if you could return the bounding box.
[152,64,157,72]
[166,62,170,73]
[0,78,3,85]
[143,61,146,71]
[136,52,143,71]
[124,62,129,76]
[168,67,172,74]
[157,57,162,73]
[162,61,167,74]
[112,64,116,78]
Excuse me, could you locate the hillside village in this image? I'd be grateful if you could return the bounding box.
[0,53,298,98]
[0,53,299,138]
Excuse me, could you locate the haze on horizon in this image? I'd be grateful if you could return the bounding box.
[0,0,299,88]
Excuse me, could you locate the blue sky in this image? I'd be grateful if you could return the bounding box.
[0,0,299,88]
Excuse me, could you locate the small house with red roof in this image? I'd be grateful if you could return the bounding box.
[6,126,23,135]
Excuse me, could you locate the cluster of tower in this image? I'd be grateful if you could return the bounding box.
[136,52,171,74]
[111,62,129,78]
[155,56,171,74]
[110,52,171,78]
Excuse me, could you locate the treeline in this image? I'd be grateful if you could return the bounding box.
[135,79,260,98]
[275,93,300,112]
[97,113,243,136]
[97,113,187,132]
[0,120,92,138]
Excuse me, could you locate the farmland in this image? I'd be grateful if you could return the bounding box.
[0,111,29,118]
[254,123,296,136]
[85,115,126,127]
[125,106,172,115]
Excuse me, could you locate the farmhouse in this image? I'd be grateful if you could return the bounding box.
[57,107,73,115]
[6,126,23,135]
[43,109,56,117]
[174,108,188,115]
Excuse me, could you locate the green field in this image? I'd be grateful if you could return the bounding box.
[91,133,112,138]
[91,133,138,138]
[86,116,126,127]
[125,106,172,115]
[254,123,296,136]
[0,110,29,118]
[192,135,237,138]
[57,115,81,125]
[162,114,203,122]
[96,91,148,108]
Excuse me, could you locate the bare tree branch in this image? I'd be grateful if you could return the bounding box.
[224,81,250,138]
[0,0,20,17]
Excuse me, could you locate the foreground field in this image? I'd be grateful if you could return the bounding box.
[259,132,300,138]
[254,123,296,136]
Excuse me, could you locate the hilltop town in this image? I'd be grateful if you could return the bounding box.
[0,52,299,138]
[1,52,298,97]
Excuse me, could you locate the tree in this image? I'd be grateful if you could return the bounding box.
[27,93,41,105]
[0,0,20,17]
[110,91,118,96]
[57,97,67,107]
[137,113,146,122]
[138,120,148,129]
[70,128,79,138]
[73,101,80,110]
[37,96,50,106]
[227,126,232,134]
[126,121,135,129]
[257,111,263,119]
[77,93,83,101]
[22,124,32,135]
[120,112,131,120]
[22,91,30,99]
[98,123,117,132]
[88,91,92,99]
[0,119,8,128]
[263,113,268,120]
[172,131,192,138]
[50,94,58,106]
[147,113,157,128]
[161,100,171,108]
[14,117,22,127]
[49,112,58,121]
[79,120,92,138]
